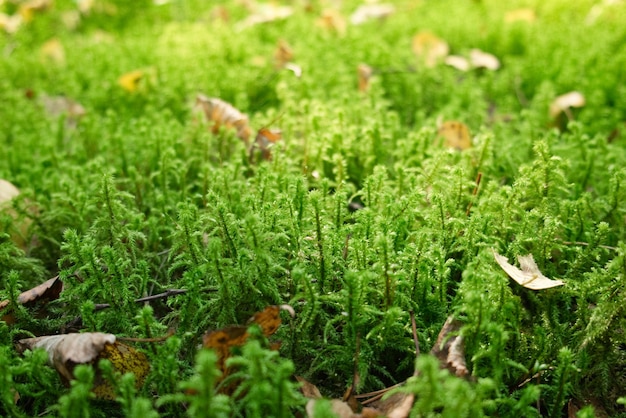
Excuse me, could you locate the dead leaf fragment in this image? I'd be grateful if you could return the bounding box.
[493,250,565,290]
[0,179,33,249]
[371,392,414,418]
[0,13,23,34]
[16,333,149,400]
[252,127,282,161]
[350,4,395,25]
[505,8,536,23]
[118,69,146,93]
[296,376,322,399]
[549,91,586,119]
[412,31,449,68]
[430,316,468,377]
[195,95,252,144]
[358,63,374,92]
[469,48,500,70]
[41,95,86,119]
[0,179,20,204]
[284,62,303,77]
[437,121,471,150]
[274,39,294,69]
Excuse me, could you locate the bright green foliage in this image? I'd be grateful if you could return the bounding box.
[1,0,626,416]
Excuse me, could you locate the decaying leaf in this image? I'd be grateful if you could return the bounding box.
[430,316,468,378]
[469,48,500,70]
[350,4,395,25]
[493,251,565,290]
[549,91,586,119]
[296,376,322,399]
[41,95,86,120]
[284,62,303,77]
[202,305,294,374]
[0,276,63,324]
[370,392,414,418]
[306,398,382,418]
[437,121,471,150]
[357,63,374,92]
[40,38,65,65]
[412,31,449,68]
[505,8,536,23]
[0,179,20,204]
[195,95,252,144]
[16,333,149,400]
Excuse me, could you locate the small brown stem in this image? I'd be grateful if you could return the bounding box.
[466,172,483,216]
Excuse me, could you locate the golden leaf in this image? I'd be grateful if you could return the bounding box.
[493,250,565,290]
[437,121,471,150]
[118,69,145,93]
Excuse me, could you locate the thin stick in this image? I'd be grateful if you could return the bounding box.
[558,240,617,251]
[409,309,420,358]
[93,289,188,311]
[466,172,483,216]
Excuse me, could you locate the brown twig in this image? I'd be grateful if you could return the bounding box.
[409,309,420,359]
[93,289,188,311]
[558,240,617,251]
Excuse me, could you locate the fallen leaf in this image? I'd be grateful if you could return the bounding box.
[252,127,282,161]
[493,250,565,290]
[0,13,22,34]
[350,4,395,25]
[41,95,86,120]
[18,0,52,22]
[504,8,536,23]
[296,376,322,399]
[202,305,293,374]
[0,276,63,324]
[16,333,149,400]
[437,121,471,150]
[316,9,347,36]
[274,39,294,69]
[118,69,146,93]
[371,392,414,418]
[412,31,449,68]
[0,179,20,203]
[195,95,252,144]
[430,316,468,377]
[444,55,470,71]
[469,48,500,70]
[284,62,303,77]
[40,38,65,65]
[549,91,586,119]
[236,4,293,30]
[357,63,374,92]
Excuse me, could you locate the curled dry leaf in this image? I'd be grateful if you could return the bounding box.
[371,392,414,418]
[549,91,586,119]
[195,95,252,144]
[296,376,322,399]
[469,48,500,70]
[16,333,149,400]
[252,127,282,161]
[505,8,536,23]
[350,4,395,25]
[0,276,63,324]
[412,31,449,68]
[236,4,293,30]
[430,316,468,378]
[444,55,470,71]
[358,63,374,92]
[493,250,565,290]
[437,121,471,150]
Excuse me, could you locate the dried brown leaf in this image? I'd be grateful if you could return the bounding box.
[296,376,322,399]
[493,251,565,290]
[431,316,468,378]
[195,95,252,144]
[358,64,374,92]
[316,9,347,36]
[437,121,471,150]
[274,39,293,68]
[0,276,63,324]
[372,392,414,418]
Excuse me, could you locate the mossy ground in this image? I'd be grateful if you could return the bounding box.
[1,0,626,417]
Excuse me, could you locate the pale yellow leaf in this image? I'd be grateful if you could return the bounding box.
[350,4,395,25]
[444,55,470,71]
[469,48,500,70]
[412,31,449,68]
[493,250,565,290]
[505,8,536,23]
[549,91,586,119]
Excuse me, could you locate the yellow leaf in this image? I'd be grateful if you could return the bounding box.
[504,8,536,24]
[412,31,449,68]
[493,250,565,290]
[118,70,145,93]
[437,121,471,150]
